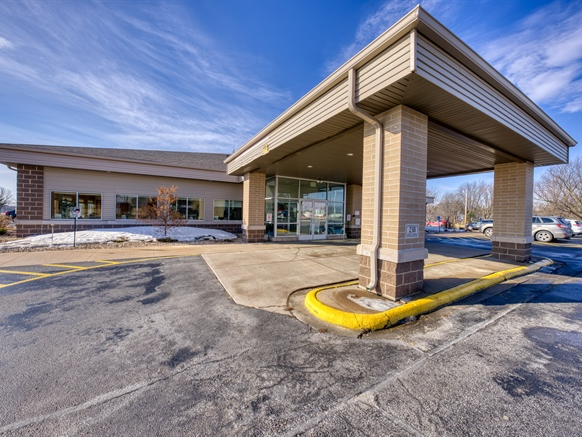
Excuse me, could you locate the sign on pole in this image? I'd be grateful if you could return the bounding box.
[71,208,81,247]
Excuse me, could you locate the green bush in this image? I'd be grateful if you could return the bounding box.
[0,228,7,235]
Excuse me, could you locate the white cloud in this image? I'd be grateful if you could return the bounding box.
[480,0,582,113]
[0,1,290,152]
[0,36,14,49]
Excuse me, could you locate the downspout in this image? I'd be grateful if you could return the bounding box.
[347,68,384,292]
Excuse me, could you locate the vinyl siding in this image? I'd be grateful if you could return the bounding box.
[44,167,243,223]
[356,35,411,102]
[415,34,568,162]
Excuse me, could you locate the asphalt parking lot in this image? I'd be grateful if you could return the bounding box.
[1,237,582,435]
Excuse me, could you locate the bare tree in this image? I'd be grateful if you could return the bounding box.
[138,185,186,236]
[457,181,493,222]
[534,157,582,220]
[428,180,493,227]
[426,187,440,222]
[0,187,14,211]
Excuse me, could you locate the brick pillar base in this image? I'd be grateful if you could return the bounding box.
[491,241,531,262]
[242,226,265,243]
[346,226,361,239]
[359,256,424,300]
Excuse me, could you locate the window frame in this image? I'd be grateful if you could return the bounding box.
[213,199,243,221]
[51,191,103,220]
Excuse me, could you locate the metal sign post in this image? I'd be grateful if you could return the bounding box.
[71,208,81,247]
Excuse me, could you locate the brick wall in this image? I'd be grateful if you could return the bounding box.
[16,164,44,237]
[491,161,534,262]
[492,162,534,238]
[242,171,266,242]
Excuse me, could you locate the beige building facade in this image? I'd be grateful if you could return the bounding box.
[0,145,245,237]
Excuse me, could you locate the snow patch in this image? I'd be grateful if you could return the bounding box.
[0,226,237,249]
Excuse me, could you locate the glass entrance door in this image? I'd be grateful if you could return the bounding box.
[299,200,327,240]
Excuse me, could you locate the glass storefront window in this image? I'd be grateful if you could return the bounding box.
[176,198,187,218]
[78,194,102,219]
[277,224,297,235]
[116,195,137,219]
[265,200,275,223]
[214,200,228,220]
[52,192,102,219]
[230,200,242,220]
[277,177,299,199]
[189,199,203,220]
[300,180,327,199]
[327,202,344,223]
[138,195,155,211]
[264,176,346,238]
[136,195,156,220]
[214,200,243,220]
[265,199,275,236]
[328,184,345,202]
[276,201,298,223]
[327,223,344,235]
[177,198,203,220]
[327,201,345,235]
[51,192,76,219]
[266,177,276,199]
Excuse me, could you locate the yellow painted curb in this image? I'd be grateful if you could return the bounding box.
[304,259,553,332]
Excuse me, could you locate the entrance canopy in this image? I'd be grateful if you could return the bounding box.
[226,6,575,184]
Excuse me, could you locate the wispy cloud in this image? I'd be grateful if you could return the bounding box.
[0,36,14,49]
[0,0,291,152]
[479,0,582,113]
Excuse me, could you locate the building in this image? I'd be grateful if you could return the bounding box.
[225,6,576,299]
[0,144,244,237]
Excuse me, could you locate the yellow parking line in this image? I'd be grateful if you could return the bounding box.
[43,264,88,270]
[0,276,51,289]
[0,255,197,290]
[0,269,51,277]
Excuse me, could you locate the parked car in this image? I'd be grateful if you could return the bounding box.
[532,216,573,241]
[4,210,16,219]
[478,216,572,241]
[566,219,582,235]
[466,219,493,233]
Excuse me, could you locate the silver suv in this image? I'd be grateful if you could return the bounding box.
[479,216,572,241]
[532,216,573,242]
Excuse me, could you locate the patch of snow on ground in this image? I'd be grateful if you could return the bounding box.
[0,226,237,248]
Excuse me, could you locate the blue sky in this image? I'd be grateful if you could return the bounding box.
[0,0,580,198]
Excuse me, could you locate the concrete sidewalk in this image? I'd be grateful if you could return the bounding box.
[0,239,540,332]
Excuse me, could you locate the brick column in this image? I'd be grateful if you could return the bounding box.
[357,105,428,300]
[242,171,266,242]
[491,162,534,262]
[16,165,44,237]
[345,184,362,239]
